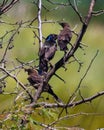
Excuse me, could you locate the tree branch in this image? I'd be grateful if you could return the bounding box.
[32,90,104,108]
[46,0,96,83]
[67,50,99,104]
[0,0,19,15]
[0,66,33,102]
[92,9,104,16]
[37,0,43,50]
[49,112,104,127]
[68,0,84,23]
[0,22,21,63]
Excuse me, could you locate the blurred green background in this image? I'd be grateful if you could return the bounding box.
[0,0,104,129]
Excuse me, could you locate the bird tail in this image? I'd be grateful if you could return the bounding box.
[47,84,62,103]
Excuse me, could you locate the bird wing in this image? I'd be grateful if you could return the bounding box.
[28,73,42,85]
[45,45,57,60]
[58,28,72,42]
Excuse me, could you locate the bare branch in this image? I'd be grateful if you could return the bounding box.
[47,0,69,6]
[28,0,44,104]
[37,0,43,50]
[0,59,36,81]
[32,119,56,130]
[33,83,43,103]
[32,90,104,108]
[0,0,19,15]
[58,50,99,118]
[68,0,84,23]
[92,9,104,16]
[85,0,96,25]
[0,66,33,101]
[50,112,104,127]
[0,22,21,63]
[69,50,99,102]
[0,29,15,48]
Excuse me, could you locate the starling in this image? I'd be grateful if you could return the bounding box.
[39,34,57,73]
[58,22,72,53]
[25,68,43,89]
[25,68,62,102]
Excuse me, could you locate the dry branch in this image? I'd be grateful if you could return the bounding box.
[0,66,33,101]
[37,0,43,50]
[31,90,104,109]
[0,22,21,63]
[0,0,19,15]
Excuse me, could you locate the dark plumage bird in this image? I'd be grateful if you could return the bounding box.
[39,34,57,73]
[25,68,62,102]
[58,22,72,53]
[25,68,43,89]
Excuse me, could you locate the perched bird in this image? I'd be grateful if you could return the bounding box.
[25,68,43,89]
[58,22,72,53]
[25,68,62,102]
[39,34,57,73]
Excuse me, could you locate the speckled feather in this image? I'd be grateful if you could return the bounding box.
[58,23,72,52]
[25,68,62,102]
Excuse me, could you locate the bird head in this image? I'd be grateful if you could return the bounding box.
[25,68,38,75]
[45,34,58,43]
[59,22,70,28]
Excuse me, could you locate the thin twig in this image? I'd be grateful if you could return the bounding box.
[31,90,104,108]
[58,50,99,118]
[49,112,104,127]
[68,0,84,23]
[1,0,19,15]
[0,66,33,101]
[73,50,99,98]
[47,0,69,6]
[92,10,104,16]
[0,22,21,63]
[0,59,36,81]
